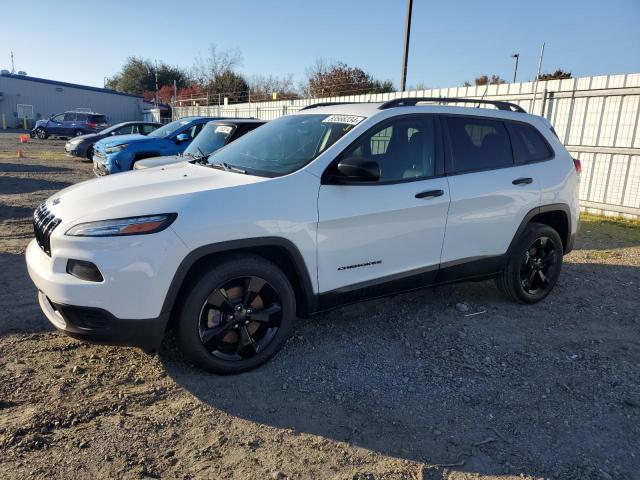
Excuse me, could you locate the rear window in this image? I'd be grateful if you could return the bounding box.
[446,116,513,173]
[89,115,107,124]
[508,122,553,163]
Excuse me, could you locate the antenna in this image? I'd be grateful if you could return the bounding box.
[476,82,490,108]
[10,51,15,74]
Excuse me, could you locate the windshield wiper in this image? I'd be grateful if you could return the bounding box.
[208,162,246,174]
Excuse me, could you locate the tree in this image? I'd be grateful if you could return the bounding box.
[303,59,395,97]
[248,74,300,101]
[105,57,190,95]
[538,69,572,81]
[189,44,249,103]
[467,74,507,86]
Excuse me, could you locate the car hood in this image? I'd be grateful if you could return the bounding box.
[45,162,266,224]
[71,133,99,142]
[99,133,150,148]
[133,155,186,170]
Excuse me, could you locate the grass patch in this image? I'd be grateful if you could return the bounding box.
[579,213,640,250]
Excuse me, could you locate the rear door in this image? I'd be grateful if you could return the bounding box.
[439,114,540,276]
[317,114,450,297]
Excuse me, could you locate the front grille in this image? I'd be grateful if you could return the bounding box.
[33,203,61,256]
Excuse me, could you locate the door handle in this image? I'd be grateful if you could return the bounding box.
[415,189,444,199]
[512,177,533,185]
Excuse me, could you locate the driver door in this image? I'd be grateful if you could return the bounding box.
[48,114,65,135]
[317,114,450,300]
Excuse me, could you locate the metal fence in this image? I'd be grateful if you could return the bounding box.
[174,73,640,218]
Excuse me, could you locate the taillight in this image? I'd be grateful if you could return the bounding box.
[87,122,97,128]
[573,158,582,175]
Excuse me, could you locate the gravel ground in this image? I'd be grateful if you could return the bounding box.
[0,132,639,480]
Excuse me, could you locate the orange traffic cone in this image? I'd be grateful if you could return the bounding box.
[19,134,29,143]
[17,148,24,158]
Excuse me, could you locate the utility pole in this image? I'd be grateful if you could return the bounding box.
[511,53,519,83]
[154,60,159,109]
[532,42,545,114]
[400,0,413,92]
[10,51,15,74]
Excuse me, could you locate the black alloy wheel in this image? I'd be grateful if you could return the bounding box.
[177,255,296,374]
[36,127,47,139]
[495,222,564,304]
[519,236,558,295]
[198,276,282,361]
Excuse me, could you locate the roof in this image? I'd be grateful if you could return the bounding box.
[209,118,267,125]
[0,72,143,99]
[293,101,538,122]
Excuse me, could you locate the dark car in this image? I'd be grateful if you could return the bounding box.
[65,121,161,160]
[134,119,267,170]
[32,111,110,139]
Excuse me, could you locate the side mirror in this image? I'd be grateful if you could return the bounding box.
[335,157,380,182]
[176,133,189,144]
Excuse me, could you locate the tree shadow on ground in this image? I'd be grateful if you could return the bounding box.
[0,163,71,174]
[0,203,34,221]
[0,177,72,195]
[163,261,640,479]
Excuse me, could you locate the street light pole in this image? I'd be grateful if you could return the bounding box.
[511,53,519,83]
[400,0,413,92]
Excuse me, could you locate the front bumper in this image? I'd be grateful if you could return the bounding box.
[65,143,85,157]
[38,292,165,351]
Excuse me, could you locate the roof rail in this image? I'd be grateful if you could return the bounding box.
[299,102,370,111]
[378,97,526,113]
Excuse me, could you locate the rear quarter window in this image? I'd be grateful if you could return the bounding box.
[507,122,553,163]
[446,116,513,173]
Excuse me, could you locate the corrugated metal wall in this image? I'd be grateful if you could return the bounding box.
[0,75,144,126]
[175,73,640,218]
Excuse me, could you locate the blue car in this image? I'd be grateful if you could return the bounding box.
[32,111,110,139]
[92,116,222,175]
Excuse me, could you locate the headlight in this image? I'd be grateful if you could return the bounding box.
[105,143,128,154]
[65,214,177,237]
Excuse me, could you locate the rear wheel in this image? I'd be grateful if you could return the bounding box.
[36,127,48,139]
[177,255,296,374]
[73,129,84,137]
[496,222,563,304]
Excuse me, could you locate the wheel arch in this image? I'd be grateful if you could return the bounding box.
[508,203,573,257]
[161,237,317,332]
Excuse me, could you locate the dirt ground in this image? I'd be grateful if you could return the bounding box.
[0,131,639,480]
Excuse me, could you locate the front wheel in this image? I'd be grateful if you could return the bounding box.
[73,129,84,137]
[177,255,296,374]
[496,222,563,304]
[36,127,48,139]
[86,146,94,161]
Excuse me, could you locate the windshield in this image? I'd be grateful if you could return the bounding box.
[184,123,235,158]
[206,114,362,176]
[99,123,125,135]
[147,119,191,138]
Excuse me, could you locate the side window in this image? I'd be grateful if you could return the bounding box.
[51,114,65,123]
[76,113,88,122]
[446,116,513,173]
[130,125,141,134]
[508,122,553,163]
[342,116,436,182]
[63,112,77,122]
[186,123,204,139]
[142,124,157,135]
[115,125,133,135]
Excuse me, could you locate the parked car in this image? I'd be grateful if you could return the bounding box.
[133,119,266,170]
[65,121,161,160]
[92,116,223,175]
[26,98,580,374]
[32,111,110,139]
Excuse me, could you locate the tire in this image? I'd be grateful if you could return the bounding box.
[495,222,563,304]
[177,254,296,374]
[35,127,48,139]
[86,146,94,161]
[73,129,84,137]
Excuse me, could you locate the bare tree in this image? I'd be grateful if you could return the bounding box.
[248,74,300,101]
[191,44,243,86]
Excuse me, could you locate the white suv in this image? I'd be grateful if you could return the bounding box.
[26,98,580,374]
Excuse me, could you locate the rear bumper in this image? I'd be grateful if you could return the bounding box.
[38,292,165,351]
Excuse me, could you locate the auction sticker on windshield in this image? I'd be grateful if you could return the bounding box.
[214,125,233,134]
[322,115,365,125]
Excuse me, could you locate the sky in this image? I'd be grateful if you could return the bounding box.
[2,0,639,90]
